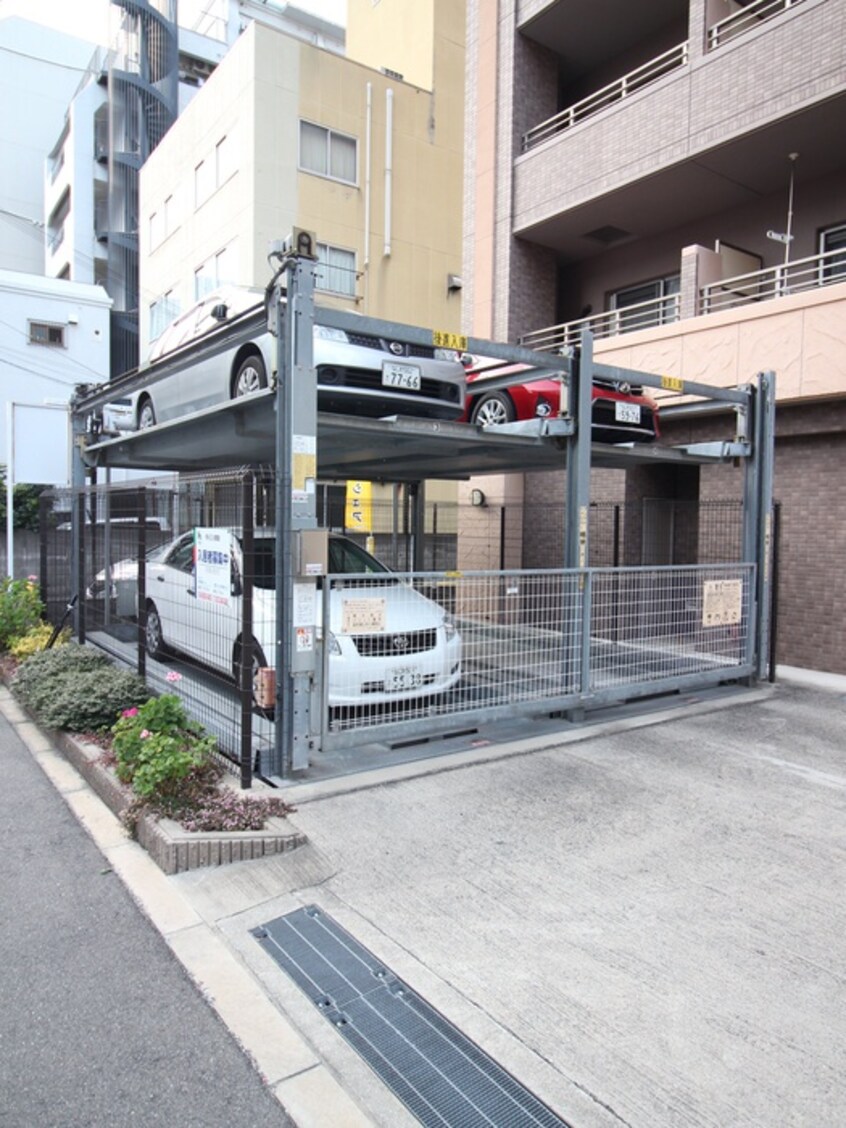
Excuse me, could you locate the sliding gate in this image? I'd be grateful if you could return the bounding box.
[319,561,756,751]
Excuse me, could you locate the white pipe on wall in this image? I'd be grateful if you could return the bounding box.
[384,88,393,258]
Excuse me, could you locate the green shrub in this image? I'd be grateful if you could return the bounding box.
[12,644,150,731]
[111,693,217,800]
[9,622,69,661]
[0,576,43,651]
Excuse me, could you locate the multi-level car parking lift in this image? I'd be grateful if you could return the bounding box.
[71,242,774,781]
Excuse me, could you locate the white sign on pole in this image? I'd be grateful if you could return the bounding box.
[195,527,231,605]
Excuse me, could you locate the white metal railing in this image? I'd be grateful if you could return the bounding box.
[700,247,846,313]
[522,42,688,152]
[707,0,805,49]
[520,293,681,353]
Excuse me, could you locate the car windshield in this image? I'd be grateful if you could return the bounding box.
[244,535,393,590]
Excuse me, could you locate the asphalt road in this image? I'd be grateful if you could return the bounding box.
[0,712,294,1128]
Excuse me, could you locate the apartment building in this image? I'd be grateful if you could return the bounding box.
[464,0,846,673]
[139,0,465,353]
[43,0,345,376]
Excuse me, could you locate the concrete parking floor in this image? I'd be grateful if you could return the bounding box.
[174,677,846,1127]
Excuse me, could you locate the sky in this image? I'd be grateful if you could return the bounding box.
[0,0,347,44]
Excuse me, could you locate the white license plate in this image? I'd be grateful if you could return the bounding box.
[386,666,424,692]
[382,362,421,391]
[615,401,641,424]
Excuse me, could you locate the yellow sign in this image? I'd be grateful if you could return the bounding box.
[661,375,684,393]
[433,329,468,352]
[345,480,373,532]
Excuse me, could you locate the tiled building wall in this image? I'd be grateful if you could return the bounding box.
[520,401,846,674]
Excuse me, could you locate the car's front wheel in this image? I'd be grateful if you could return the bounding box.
[232,354,267,399]
[470,392,516,427]
[137,396,157,430]
[145,601,167,660]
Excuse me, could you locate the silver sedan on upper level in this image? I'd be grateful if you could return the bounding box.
[112,288,466,431]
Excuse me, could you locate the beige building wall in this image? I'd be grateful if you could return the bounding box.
[593,284,846,407]
[140,10,465,360]
[346,0,435,90]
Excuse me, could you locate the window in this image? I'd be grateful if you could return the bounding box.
[149,210,162,249]
[299,121,357,184]
[163,193,175,237]
[29,322,65,347]
[194,158,214,208]
[610,275,680,333]
[149,291,179,341]
[315,243,357,297]
[215,135,234,186]
[194,241,237,299]
[820,224,846,283]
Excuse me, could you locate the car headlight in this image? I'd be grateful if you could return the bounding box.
[326,630,342,655]
[314,325,349,343]
[443,614,457,641]
[434,347,460,362]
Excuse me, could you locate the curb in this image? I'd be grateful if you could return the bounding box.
[0,686,374,1128]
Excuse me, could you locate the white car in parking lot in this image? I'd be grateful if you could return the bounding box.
[140,529,462,708]
[112,288,466,429]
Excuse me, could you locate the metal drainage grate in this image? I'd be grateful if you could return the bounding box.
[252,905,572,1128]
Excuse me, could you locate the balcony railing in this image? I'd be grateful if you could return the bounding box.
[707,0,806,49]
[522,42,688,152]
[700,247,846,313]
[519,248,846,353]
[520,293,681,352]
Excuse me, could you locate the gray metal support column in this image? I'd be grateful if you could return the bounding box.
[272,242,319,777]
[565,331,594,717]
[69,396,89,640]
[564,330,593,571]
[752,371,776,679]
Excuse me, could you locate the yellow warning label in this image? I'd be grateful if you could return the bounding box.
[433,330,468,352]
[661,375,684,393]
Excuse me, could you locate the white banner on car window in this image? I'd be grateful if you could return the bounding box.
[195,528,231,605]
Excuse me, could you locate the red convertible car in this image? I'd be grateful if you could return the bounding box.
[463,356,660,443]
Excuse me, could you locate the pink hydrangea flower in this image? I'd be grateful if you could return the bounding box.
[122,707,139,718]
[166,671,182,683]
[139,729,151,740]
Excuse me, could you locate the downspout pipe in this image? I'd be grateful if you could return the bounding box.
[384,88,393,258]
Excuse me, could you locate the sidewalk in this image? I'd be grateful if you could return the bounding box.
[4,671,846,1126]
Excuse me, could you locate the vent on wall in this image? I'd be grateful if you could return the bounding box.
[582,225,632,245]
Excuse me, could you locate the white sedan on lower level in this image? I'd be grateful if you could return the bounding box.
[142,529,462,709]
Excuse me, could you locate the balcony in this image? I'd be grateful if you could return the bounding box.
[707,0,807,50]
[701,247,846,312]
[519,247,846,351]
[522,42,688,152]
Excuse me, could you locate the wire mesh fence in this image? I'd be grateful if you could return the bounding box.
[37,475,756,778]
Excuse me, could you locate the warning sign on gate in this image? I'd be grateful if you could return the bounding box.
[702,579,742,627]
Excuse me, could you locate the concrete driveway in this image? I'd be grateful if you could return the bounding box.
[173,678,846,1127]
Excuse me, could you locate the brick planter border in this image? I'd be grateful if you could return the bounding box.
[49,728,308,876]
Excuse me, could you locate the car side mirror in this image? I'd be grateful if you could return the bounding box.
[210,303,229,321]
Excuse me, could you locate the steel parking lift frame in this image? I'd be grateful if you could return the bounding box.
[70,240,775,779]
